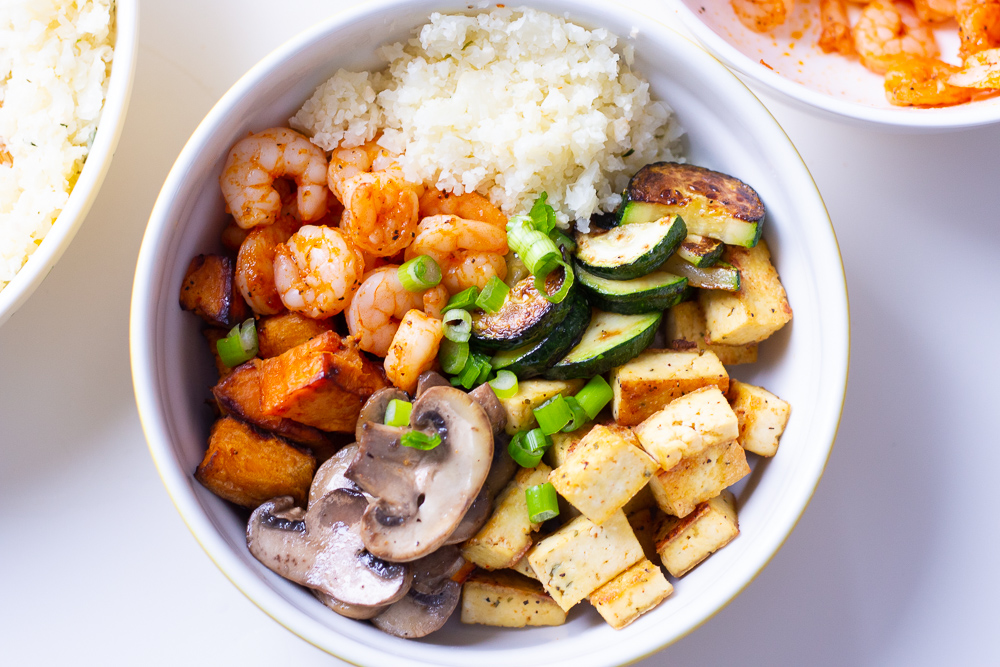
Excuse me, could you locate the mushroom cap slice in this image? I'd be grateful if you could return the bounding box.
[348,386,493,562]
[469,382,507,436]
[308,442,362,508]
[444,436,517,545]
[356,388,409,443]
[416,371,450,396]
[312,590,385,620]
[247,490,411,607]
[371,550,464,639]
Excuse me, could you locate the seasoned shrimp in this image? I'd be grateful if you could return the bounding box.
[732,0,792,32]
[884,55,976,105]
[442,250,508,294]
[384,310,444,394]
[405,214,509,293]
[273,225,365,319]
[418,189,507,229]
[819,0,855,54]
[327,141,383,202]
[957,0,1000,59]
[346,266,450,356]
[853,0,940,74]
[340,170,420,258]
[220,127,329,229]
[236,214,301,315]
[949,47,1000,87]
[914,0,956,22]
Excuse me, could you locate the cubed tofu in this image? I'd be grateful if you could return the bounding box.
[627,506,665,566]
[632,386,739,472]
[549,424,657,525]
[461,570,567,628]
[461,464,551,570]
[498,379,585,435]
[178,254,248,328]
[665,301,758,365]
[194,417,315,508]
[511,554,538,580]
[648,440,750,518]
[700,240,793,345]
[728,380,791,457]
[588,558,673,630]
[543,423,593,468]
[622,483,657,515]
[656,491,739,577]
[257,311,334,358]
[527,511,645,611]
[610,349,729,427]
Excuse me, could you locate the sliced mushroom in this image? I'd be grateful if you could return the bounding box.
[372,547,464,638]
[416,371,450,396]
[348,386,493,562]
[312,590,385,620]
[444,434,517,545]
[469,382,507,436]
[355,387,408,442]
[308,442,362,508]
[409,545,465,595]
[247,490,411,607]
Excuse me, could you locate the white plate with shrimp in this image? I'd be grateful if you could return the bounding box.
[668,0,1000,128]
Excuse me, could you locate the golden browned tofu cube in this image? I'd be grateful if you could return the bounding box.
[665,301,757,365]
[700,240,792,345]
[461,464,551,570]
[656,491,739,577]
[461,570,566,628]
[588,558,673,630]
[728,380,791,457]
[511,554,538,580]
[647,440,750,518]
[195,417,315,508]
[632,386,739,472]
[543,423,593,468]
[179,254,248,328]
[260,331,387,432]
[497,379,585,435]
[622,484,657,515]
[257,311,334,358]
[549,424,657,525]
[610,348,729,427]
[527,511,644,611]
[627,506,665,566]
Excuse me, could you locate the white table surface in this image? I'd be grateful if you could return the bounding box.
[2,1,999,665]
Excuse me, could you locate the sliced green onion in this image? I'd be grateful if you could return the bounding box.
[562,396,589,432]
[398,255,441,292]
[533,394,572,435]
[506,219,574,304]
[216,318,258,368]
[475,275,510,314]
[438,339,470,375]
[384,399,412,427]
[473,352,492,385]
[489,370,519,399]
[528,192,557,236]
[445,286,480,311]
[551,229,576,253]
[442,309,472,343]
[452,352,482,389]
[508,431,543,468]
[401,430,442,450]
[524,428,552,454]
[575,375,614,419]
[525,482,560,523]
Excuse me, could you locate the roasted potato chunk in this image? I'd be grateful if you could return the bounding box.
[656,491,739,577]
[257,311,334,358]
[461,569,566,628]
[203,328,233,379]
[665,301,757,365]
[588,558,673,630]
[179,254,248,328]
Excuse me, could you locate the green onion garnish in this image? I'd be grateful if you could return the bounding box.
[524,427,552,454]
[506,216,574,304]
[525,482,560,523]
[216,318,258,368]
[528,192,557,236]
[473,351,492,385]
[442,309,472,343]
[508,431,543,468]
[438,338,470,375]
[400,430,442,450]
[446,286,480,311]
[551,229,576,253]
[575,375,614,419]
[383,399,412,428]
[489,370,519,399]
[475,275,510,313]
[398,255,442,292]
[452,352,483,389]
[562,396,589,432]
[533,394,572,435]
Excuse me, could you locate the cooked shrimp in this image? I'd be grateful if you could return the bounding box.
[853,0,940,74]
[327,141,383,202]
[405,214,509,293]
[914,0,956,22]
[884,55,977,105]
[346,266,450,356]
[236,215,301,315]
[220,127,329,229]
[384,310,444,394]
[949,46,1000,87]
[819,0,855,54]
[273,225,365,319]
[340,171,420,257]
[442,250,508,294]
[957,0,1000,59]
[732,0,792,32]
[418,189,507,229]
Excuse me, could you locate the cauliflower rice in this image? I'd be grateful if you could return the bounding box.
[291,7,684,229]
[0,0,115,289]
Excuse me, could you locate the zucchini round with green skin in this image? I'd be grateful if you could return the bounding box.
[471,270,574,351]
[544,310,662,380]
[489,292,591,378]
[576,266,688,314]
[677,234,724,267]
[574,214,686,280]
[663,254,740,291]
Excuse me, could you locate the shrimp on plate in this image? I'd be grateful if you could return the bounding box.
[405,214,509,293]
[235,214,302,315]
[949,46,1000,87]
[273,225,365,319]
[913,0,956,22]
[346,266,450,357]
[384,310,444,394]
[418,189,507,229]
[732,0,793,33]
[956,0,1000,59]
[853,0,940,74]
[884,55,976,105]
[220,127,329,229]
[819,0,855,54]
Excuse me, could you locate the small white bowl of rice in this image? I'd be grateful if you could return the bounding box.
[0,0,138,326]
[132,0,848,665]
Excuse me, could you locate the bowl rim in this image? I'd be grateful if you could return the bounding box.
[669,0,1000,130]
[0,0,140,327]
[130,1,850,664]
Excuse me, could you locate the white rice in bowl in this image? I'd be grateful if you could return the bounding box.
[0,0,115,289]
[291,7,684,229]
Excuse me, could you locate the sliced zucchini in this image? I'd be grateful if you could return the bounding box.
[577,266,687,315]
[471,270,574,351]
[618,163,763,248]
[490,293,591,379]
[677,234,724,268]
[574,214,686,281]
[663,254,740,291]
[544,310,662,381]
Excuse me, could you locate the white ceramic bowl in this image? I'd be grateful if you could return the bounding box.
[0,0,139,326]
[130,1,849,664]
[669,0,1000,129]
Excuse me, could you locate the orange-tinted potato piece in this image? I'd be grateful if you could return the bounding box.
[179,254,249,328]
[257,311,335,358]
